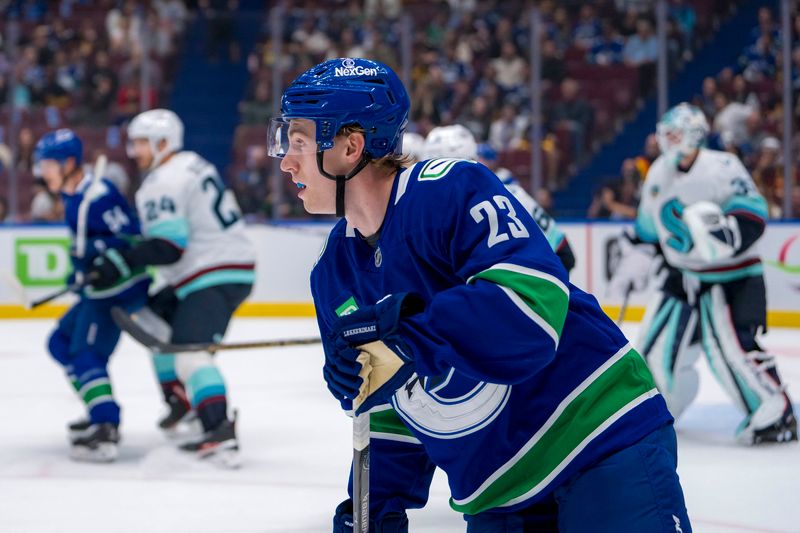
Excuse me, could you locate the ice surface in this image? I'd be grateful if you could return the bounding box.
[0,318,798,533]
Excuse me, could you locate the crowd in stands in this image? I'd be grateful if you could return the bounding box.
[590,6,800,220]
[0,0,188,221]
[233,0,721,220]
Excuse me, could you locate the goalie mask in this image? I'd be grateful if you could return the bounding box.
[656,103,709,166]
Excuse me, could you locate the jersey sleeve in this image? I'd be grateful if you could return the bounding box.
[715,155,767,251]
[400,161,570,385]
[86,179,141,238]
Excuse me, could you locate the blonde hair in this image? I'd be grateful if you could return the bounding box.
[337,124,412,171]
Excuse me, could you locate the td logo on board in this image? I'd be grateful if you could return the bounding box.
[14,238,71,287]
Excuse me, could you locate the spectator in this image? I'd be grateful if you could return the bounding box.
[115,71,158,123]
[120,49,164,91]
[16,127,36,172]
[205,0,240,62]
[488,103,527,151]
[292,15,331,59]
[572,5,602,50]
[696,76,718,116]
[35,66,71,108]
[670,0,696,52]
[490,40,526,92]
[548,78,594,165]
[232,145,269,218]
[751,6,779,43]
[338,27,367,58]
[535,187,555,214]
[634,133,660,179]
[587,160,641,220]
[240,80,272,125]
[458,95,493,142]
[623,17,658,96]
[713,91,757,149]
[587,19,625,66]
[740,32,777,82]
[752,136,784,218]
[540,38,566,85]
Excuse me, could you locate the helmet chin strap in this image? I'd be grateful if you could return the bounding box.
[316,150,371,217]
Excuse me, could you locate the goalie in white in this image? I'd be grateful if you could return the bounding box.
[610,103,796,444]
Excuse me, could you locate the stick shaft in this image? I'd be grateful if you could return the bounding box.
[616,284,632,326]
[353,412,370,533]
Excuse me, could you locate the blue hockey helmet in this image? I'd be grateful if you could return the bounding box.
[477,143,498,162]
[34,129,83,166]
[269,58,410,216]
[269,58,410,159]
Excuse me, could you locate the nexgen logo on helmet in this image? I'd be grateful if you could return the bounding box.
[335,58,379,77]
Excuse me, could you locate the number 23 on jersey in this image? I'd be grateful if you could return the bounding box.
[470,195,530,248]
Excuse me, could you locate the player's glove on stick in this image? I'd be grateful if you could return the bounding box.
[682,200,741,263]
[86,249,132,289]
[327,292,425,415]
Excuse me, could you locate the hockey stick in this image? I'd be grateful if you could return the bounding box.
[26,284,78,309]
[352,409,370,533]
[0,270,79,309]
[616,284,632,326]
[110,306,320,353]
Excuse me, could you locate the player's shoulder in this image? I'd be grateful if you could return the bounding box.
[170,151,216,175]
[398,158,500,206]
[699,147,747,171]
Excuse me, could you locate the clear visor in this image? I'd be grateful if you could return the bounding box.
[267,117,320,158]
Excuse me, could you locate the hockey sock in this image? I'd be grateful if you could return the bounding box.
[77,368,120,425]
[152,353,190,407]
[185,366,228,431]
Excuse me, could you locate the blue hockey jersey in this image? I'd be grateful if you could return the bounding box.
[311,159,673,516]
[62,176,150,300]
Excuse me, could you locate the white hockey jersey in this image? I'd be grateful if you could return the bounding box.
[135,151,256,297]
[635,148,767,282]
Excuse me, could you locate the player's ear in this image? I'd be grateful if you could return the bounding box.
[156,138,169,153]
[344,131,365,162]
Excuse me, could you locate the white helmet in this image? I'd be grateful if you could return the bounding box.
[422,124,477,160]
[401,132,425,163]
[127,108,184,170]
[655,103,709,165]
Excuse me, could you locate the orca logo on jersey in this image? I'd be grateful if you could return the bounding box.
[334,58,378,77]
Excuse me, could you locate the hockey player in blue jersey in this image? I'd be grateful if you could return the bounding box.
[36,129,150,462]
[269,58,691,532]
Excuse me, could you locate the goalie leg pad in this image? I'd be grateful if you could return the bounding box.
[698,285,784,418]
[637,290,701,419]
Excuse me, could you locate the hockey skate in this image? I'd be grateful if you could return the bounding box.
[737,394,798,445]
[158,395,202,441]
[179,413,240,468]
[67,417,93,440]
[70,423,120,463]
